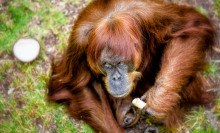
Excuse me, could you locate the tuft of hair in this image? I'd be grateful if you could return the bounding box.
[87,12,143,73]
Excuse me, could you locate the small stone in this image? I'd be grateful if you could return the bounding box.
[8,88,15,95]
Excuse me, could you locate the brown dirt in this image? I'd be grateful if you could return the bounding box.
[125,117,151,133]
[64,0,88,26]
[0,0,9,12]
[43,32,58,60]
[0,74,13,98]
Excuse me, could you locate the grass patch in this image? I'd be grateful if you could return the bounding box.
[195,6,208,16]
[53,111,77,133]
[0,60,14,82]
[178,107,219,133]
[0,95,5,112]
[0,64,80,132]
[204,62,219,77]
[213,0,220,16]
[0,60,14,73]
[216,98,220,116]
[0,1,60,132]
[0,0,83,132]
[82,123,96,133]
[0,74,3,82]
[0,0,34,53]
[37,3,68,33]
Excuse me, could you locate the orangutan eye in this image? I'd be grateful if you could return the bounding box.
[117,62,126,69]
[117,62,124,66]
[104,62,113,69]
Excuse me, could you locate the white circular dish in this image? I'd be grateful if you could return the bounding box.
[13,38,40,62]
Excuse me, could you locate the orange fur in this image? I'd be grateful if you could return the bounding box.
[47,0,215,132]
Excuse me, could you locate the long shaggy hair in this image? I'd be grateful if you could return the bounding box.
[47,0,215,132]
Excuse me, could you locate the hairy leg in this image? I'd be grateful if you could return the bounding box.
[181,74,216,104]
[50,82,124,133]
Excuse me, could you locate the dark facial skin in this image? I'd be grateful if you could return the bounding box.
[100,48,134,98]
